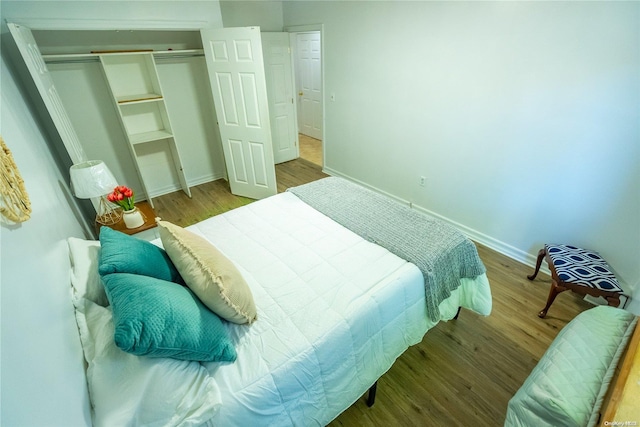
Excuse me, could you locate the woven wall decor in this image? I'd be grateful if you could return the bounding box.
[1,136,32,223]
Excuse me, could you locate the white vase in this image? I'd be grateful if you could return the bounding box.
[123,207,144,229]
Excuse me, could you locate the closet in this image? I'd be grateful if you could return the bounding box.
[10,23,282,207]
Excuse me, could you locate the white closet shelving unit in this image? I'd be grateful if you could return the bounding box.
[41,48,206,208]
[17,23,279,205]
[96,50,191,208]
[40,47,205,208]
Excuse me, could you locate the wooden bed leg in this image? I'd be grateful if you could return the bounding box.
[453,307,461,320]
[366,381,378,407]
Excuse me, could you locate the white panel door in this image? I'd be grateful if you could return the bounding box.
[261,33,298,164]
[8,23,87,164]
[296,32,323,140]
[201,27,277,200]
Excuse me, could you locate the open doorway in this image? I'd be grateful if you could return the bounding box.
[286,25,324,169]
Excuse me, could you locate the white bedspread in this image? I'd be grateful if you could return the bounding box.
[69,192,491,426]
[180,193,492,426]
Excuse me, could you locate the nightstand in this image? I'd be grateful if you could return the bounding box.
[96,201,159,241]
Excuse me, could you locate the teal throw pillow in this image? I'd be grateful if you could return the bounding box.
[102,273,237,362]
[98,227,183,284]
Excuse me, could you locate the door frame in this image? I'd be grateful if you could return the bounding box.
[284,24,325,170]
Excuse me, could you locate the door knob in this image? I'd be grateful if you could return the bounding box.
[298,91,303,96]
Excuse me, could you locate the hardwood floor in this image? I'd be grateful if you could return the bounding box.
[299,133,323,167]
[276,157,328,193]
[153,158,328,227]
[153,164,593,426]
[153,179,253,228]
[328,243,591,426]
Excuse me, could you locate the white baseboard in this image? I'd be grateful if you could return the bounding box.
[139,173,226,201]
[322,167,550,275]
[147,184,182,199]
[187,173,226,188]
[322,167,412,206]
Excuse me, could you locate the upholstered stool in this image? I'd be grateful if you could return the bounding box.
[528,244,623,318]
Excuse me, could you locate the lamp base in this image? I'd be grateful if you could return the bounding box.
[96,197,122,226]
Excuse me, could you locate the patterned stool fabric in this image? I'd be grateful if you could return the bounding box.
[528,244,624,318]
[545,244,623,293]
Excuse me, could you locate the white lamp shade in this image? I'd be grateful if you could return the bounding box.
[69,160,118,199]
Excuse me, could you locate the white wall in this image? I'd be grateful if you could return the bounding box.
[1,52,92,427]
[0,1,225,425]
[283,1,640,309]
[4,0,223,29]
[221,1,284,31]
[157,57,226,187]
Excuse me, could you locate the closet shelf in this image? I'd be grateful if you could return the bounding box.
[117,94,163,104]
[42,49,204,63]
[129,130,174,145]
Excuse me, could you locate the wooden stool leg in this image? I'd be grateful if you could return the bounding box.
[605,294,621,308]
[528,248,546,280]
[539,280,567,318]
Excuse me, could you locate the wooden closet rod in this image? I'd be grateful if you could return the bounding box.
[154,53,205,60]
[42,49,204,64]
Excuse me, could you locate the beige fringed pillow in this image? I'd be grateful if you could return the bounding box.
[157,221,257,325]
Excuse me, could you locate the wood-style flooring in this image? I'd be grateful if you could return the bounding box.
[153,163,593,426]
[153,158,328,227]
[299,133,323,167]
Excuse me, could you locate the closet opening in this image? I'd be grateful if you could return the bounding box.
[15,22,327,227]
[32,28,223,208]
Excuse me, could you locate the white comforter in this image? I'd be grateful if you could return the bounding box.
[70,192,491,426]
[186,193,492,426]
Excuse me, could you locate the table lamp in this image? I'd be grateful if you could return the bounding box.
[70,160,122,225]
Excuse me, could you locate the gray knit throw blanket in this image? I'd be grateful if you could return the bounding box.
[288,177,486,322]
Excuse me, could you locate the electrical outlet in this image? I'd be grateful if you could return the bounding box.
[419,176,426,187]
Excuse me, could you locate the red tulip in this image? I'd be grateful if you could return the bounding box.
[118,185,128,193]
[117,193,124,201]
[124,189,133,198]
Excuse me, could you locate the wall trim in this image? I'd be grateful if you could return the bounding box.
[188,172,226,188]
[140,173,226,201]
[323,166,551,276]
[284,24,323,33]
[323,167,636,309]
[8,18,211,31]
[323,166,412,207]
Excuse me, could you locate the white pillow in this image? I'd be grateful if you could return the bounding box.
[75,297,222,427]
[157,221,257,324]
[68,237,108,306]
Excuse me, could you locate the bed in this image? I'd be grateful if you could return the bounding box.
[68,177,492,426]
